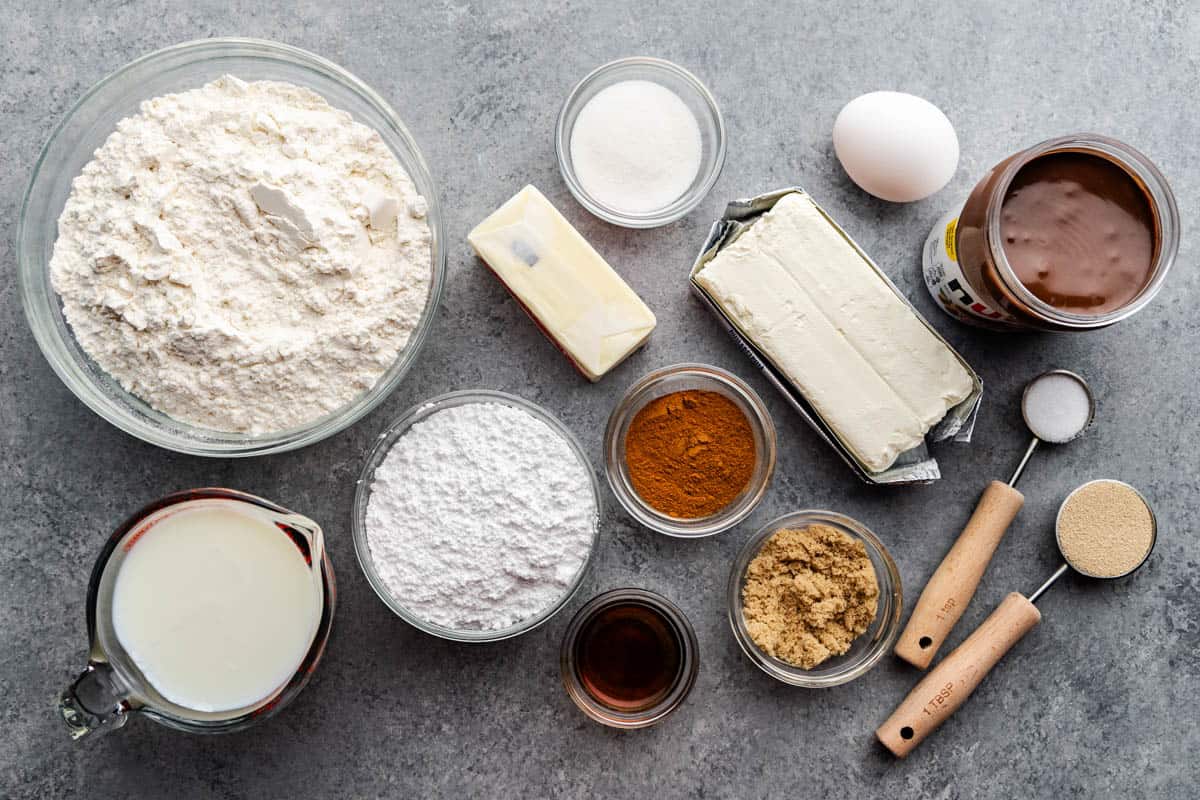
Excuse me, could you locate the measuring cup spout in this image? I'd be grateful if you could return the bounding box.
[276,509,326,572]
[58,662,131,740]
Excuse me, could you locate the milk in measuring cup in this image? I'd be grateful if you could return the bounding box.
[111,502,323,713]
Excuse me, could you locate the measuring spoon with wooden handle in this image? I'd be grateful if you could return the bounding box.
[894,370,1095,669]
[877,479,1155,757]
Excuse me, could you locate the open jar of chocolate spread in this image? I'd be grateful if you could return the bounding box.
[922,134,1178,331]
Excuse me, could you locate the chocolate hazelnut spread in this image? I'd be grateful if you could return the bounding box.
[922,134,1178,331]
[1000,153,1155,315]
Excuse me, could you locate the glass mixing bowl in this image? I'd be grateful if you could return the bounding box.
[728,510,902,687]
[17,38,445,456]
[351,390,602,643]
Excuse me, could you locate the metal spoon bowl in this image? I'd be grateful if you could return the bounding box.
[1029,479,1157,601]
[1010,369,1097,487]
[1021,368,1097,444]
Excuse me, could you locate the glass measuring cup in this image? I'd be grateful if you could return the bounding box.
[58,488,336,739]
[878,479,1156,757]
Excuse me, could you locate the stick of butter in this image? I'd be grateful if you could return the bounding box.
[695,192,974,473]
[469,186,656,381]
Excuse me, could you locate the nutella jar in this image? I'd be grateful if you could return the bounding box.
[923,134,1178,331]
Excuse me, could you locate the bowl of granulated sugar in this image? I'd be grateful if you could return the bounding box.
[556,57,726,228]
[352,390,602,642]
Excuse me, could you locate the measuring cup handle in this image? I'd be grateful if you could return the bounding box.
[877,592,1041,757]
[895,480,1025,668]
[59,662,131,740]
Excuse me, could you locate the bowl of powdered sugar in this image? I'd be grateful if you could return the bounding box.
[18,38,444,455]
[353,390,602,642]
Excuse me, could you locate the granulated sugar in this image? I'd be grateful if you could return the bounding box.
[1024,372,1092,443]
[569,79,702,214]
[1058,480,1154,578]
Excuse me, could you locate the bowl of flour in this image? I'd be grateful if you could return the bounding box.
[352,390,602,642]
[17,38,445,456]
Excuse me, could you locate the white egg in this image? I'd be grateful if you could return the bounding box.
[833,91,959,203]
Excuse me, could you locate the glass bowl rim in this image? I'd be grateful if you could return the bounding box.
[554,55,727,228]
[726,509,903,687]
[17,36,446,457]
[604,362,777,538]
[351,389,603,643]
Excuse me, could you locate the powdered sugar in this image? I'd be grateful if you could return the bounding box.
[364,402,597,631]
[49,76,431,434]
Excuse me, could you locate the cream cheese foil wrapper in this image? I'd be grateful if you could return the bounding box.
[689,187,984,486]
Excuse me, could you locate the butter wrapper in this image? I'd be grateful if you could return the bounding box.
[689,187,984,486]
[470,185,657,382]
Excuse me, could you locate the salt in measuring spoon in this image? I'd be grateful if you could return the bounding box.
[878,479,1156,757]
[895,370,1096,668]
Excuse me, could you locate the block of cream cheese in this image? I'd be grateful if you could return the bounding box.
[469,186,656,381]
[694,192,974,472]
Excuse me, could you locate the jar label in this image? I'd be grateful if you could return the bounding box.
[922,213,1015,326]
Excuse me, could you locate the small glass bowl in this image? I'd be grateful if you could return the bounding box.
[555,57,726,228]
[604,363,776,538]
[727,510,903,687]
[351,390,602,643]
[17,38,445,456]
[560,588,699,729]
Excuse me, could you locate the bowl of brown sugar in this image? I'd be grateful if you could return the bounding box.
[727,510,903,686]
[604,363,776,537]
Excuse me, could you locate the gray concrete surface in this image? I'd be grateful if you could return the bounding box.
[2,1,1197,797]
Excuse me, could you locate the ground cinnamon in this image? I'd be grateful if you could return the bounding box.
[624,390,756,518]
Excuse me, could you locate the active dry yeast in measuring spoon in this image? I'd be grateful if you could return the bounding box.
[895,370,1095,668]
[878,479,1156,757]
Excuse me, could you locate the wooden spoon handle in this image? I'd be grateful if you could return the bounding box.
[877,592,1041,757]
[894,480,1025,668]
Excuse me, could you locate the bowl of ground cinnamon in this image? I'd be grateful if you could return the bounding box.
[727,510,902,686]
[604,363,776,537]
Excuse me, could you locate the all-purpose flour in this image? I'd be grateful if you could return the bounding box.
[50,76,431,434]
[365,402,597,631]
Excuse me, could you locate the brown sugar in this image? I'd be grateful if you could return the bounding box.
[741,524,879,669]
[623,390,756,518]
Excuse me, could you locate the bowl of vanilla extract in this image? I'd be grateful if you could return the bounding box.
[559,588,699,728]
